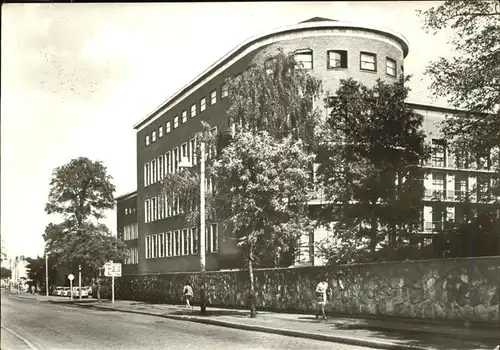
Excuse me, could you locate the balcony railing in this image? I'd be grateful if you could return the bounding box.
[423,221,443,232]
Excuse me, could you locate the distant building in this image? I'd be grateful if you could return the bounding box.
[115,17,498,274]
[115,190,139,275]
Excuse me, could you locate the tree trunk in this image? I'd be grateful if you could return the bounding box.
[248,243,257,318]
[96,275,101,302]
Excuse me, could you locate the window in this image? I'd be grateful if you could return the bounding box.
[152,234,158,258]
[210,223,218,252]
[173,147,179,173]
[159,126,164,138]
[152,130,157,143]
[294,49,313,70]
[151,159,157,183]
[327,50,347,69]
[174,230,180,256]
[432,139,446,167]
[159,233,165,257]
[210,90,217,105]
[145,236,151,259]
[145,199,150,223]
[158,155,165,180]
[166,121,171,133]
[360,52,376,71]
[166,231,172,257]
[190,138,197,165]
[181,142,188,160]
[158,195,164,220]
[166,193,172,217]
[144,163,150,187]
[200,97,206,112]
[455,175,468,200]
[182,229,190,255]
[182,110,187,123]
[221,83,228,98]
[208,127,218,159]
[386,58,396,77]
[191,103,197,118]
[166,151,172,174]
[432,172,446,199]
[145,135,150,146]
[152,197,157,221]
[174,116,179,128]
[477,176,490,201]
[191,227,199,254]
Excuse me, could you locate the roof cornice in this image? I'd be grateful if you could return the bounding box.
[133,20,409,131]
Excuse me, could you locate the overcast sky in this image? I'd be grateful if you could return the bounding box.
[1,2,452,259]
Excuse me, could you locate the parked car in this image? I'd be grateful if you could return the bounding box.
[83,286,92,295]
[71,287,88,298]
[61,287,71,297]
[53,286,64,296]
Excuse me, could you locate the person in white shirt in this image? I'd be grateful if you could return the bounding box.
[183,281,194,309]
[315,279,329,320]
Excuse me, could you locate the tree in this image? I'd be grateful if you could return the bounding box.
[1,267,12,279]
[43,221,128,280]
[44,157,127,286]
[419,1,500,256]
[418,0,500,175]
[213,130,314,317]
[316,77,430,261]
[45,157,116,226]
[161,50,323,317]
[227,48,322,146]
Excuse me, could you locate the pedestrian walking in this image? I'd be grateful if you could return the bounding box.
[183,281,193,309]
[31,285,35,295]
[315,278,329,320]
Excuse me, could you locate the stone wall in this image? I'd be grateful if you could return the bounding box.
[100,256,500,323]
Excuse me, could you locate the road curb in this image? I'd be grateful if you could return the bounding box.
[72,303,428,350]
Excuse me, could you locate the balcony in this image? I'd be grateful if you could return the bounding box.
[423,221,443,232]
[308,187,325,205]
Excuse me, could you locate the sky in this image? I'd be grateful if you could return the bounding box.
[1,1,453,259]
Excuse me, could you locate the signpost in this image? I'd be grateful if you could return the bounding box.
[103,261,121,304]
[68,274,74,300]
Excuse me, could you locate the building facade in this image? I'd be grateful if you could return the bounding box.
[116,17,497,274]
[116,190,139,275]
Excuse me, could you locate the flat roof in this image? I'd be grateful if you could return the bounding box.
[133,18,410,131]
[115,190,137,202]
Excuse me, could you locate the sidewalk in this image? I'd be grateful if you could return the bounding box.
[14,293,500,350]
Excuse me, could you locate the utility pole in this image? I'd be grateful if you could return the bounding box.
[199,142,207,316]
[45,252,49,296]
[179,142,207,315]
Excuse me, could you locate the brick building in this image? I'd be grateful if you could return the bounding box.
[116,17,498,273]
[115,190,139,275]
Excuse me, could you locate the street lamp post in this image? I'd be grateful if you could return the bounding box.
[179,141,207,315]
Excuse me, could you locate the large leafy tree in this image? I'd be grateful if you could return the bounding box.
[212,131,314,317]
[418,0,500,252]
[161,50,322,317]
[44,157,127,281]
[46,157,115,226]
[316,77,429,260]
[43,222,128,279]
[418,0,500,177]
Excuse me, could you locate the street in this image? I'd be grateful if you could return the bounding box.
[1,294,372,350]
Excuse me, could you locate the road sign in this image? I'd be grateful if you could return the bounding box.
[104,263,122,277]
[68,274,74,281]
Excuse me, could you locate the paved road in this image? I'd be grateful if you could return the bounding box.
[1,295,373,350]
